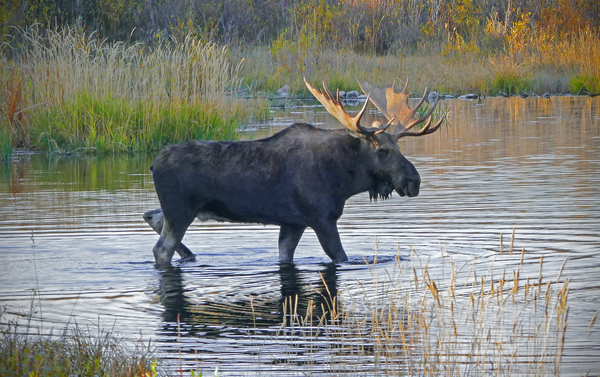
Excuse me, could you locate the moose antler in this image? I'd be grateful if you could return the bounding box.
[304,78,393,137]
[358,79,446,139]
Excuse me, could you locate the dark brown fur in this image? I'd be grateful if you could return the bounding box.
[150,123,420,266]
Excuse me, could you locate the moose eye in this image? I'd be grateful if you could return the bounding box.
[377,148,389,158]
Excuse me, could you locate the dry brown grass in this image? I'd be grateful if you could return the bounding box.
[238,44,578,96]
[0,316,156,377]
[238,45,487,94]
[261,248,572,376]
[4,26,244,107]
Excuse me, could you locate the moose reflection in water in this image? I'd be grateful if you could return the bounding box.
[156,263,340,339]
[147,78,446,266]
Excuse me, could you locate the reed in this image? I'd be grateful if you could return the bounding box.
[563,30,600,94]
[0,25,258,156]
[487,55,534,95]
[247,250,573,376]
[0,314,156,377]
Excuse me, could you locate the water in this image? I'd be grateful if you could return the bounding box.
[1,96,599,375]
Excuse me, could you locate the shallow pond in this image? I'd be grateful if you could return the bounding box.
[1,96,599,375]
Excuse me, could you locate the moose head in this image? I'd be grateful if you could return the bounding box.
[304,78,446,199]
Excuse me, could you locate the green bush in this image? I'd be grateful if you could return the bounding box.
[569,74,599,94]
[488,73,534,95]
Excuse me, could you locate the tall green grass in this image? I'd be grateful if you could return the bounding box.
[31,92,242,153]
[1,25,259,157]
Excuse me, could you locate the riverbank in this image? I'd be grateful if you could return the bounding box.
[1,27,267,161]
[2,22,599,160]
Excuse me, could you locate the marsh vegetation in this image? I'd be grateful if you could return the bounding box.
[2,250,587,376]
[1,27,256,157]
[2,0,600,156]
[1,2,599,374]
[0,314,156,377]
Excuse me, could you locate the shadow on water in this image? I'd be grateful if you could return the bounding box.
[157,262,341,337]
[157,254,401,338]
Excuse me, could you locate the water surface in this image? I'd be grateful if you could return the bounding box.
[1,96,599,375]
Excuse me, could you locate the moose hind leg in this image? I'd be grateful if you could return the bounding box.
[152,213,195,267]
[144,209,194,260]
[312,220,348,263]
[278,225,306,263]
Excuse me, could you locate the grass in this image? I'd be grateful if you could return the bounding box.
[250,248,572,376]
[569,74,599,95]
[236,42,593,98]
[540,27,600,94]
[487,55,534,95]
[0,25,264,158]
[2,20,600,159]
[0,314,157,377]
[235,19,600,98]
[30,92,242,154]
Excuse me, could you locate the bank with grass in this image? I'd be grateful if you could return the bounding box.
[2,0,599,158]
[1,27,262,160]
[0,317,157,377]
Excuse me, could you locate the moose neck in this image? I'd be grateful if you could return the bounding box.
[334,132,380,200]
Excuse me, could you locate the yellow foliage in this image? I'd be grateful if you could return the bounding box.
[293,0,341,47]
[447,0,482,38]
[506,11,532,57]
[442,29,481,58]
[540,0,589,39]
[484,8,510,43]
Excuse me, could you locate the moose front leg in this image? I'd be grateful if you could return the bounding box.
[143,209,195,261]
[278,224,306,263]
[312,219,349,263]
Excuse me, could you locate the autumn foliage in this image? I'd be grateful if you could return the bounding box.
[1,0,599,156]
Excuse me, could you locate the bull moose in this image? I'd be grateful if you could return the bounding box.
[146,78,445,266]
